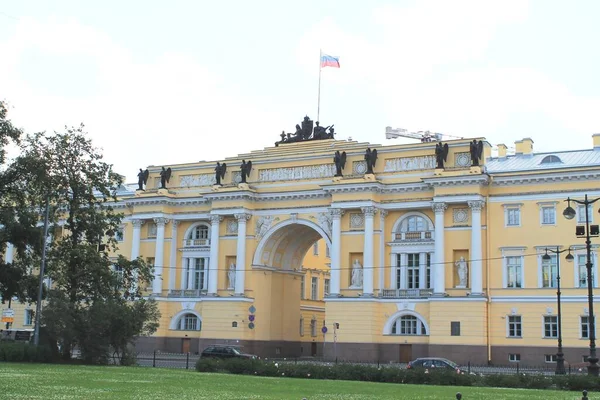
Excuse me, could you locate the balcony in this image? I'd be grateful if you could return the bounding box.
[182,238,210,248]
[394,231,433,241]
[168,289,208,298]
[380,288,433,298]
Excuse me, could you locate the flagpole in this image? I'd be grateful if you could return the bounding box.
[317,49,322,122]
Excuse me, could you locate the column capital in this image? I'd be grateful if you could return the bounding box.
[468,200,485,212]
[131,219,145,228]
[171,220,180,228]
[153,217,170,226]
[361,206,377,217]
[329,208,345,220]
[234,213,252,222]
[209,214,223,224]
[431,202,448,213]
[379,210,388,219]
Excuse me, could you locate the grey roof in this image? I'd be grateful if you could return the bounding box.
[486,149,600,173]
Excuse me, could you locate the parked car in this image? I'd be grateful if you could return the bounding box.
[407,357,462,373]
[201,345,258,360]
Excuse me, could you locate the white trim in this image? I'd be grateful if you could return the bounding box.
[382,310,430,335]
[169,309,202,330]
[491,296,598,303]
[503,204,522,227]
[391,211,434,235]
[182,222,211,241]
[506,314,522,338]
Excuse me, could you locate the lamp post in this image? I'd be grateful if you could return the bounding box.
[563,195,600,377]
[543,246,573,375]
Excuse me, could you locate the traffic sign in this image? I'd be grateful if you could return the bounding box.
[249,305,256,313]
[249,315,255,322]
[248,322,255,329]
[1,309,14,323]
[321,326,328,334]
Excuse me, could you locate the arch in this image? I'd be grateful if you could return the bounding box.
[382,310,430,335]
[540,155,562,164]
[391,211,434,234]
[169,309,203,330]
[182,221,211,240]
[252,218,332,271]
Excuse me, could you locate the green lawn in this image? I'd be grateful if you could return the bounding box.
[0,363,589,399]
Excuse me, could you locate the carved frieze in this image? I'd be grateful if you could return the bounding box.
[353,160,367,175]
[349,212,364,229]
[255,215,279,240]
[384,155,436,172]
[258,164,336,182]
[180,174,216,187]
[317,212,333,238]
[454,152,471,168]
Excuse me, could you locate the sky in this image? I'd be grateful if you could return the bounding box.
[1,0,600,183]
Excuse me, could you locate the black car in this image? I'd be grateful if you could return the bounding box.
[407,357,461,373]
[201,345,258,360]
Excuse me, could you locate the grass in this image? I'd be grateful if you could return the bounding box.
[0,363,591,399]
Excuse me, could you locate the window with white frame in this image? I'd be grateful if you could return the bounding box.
[405,216,427,232]
[544,354,557,363]
[311,277,318,300]
[576,254,596,288]
[426,254,432,289]
[541,206,556,225]
[313,242,319,256]
[324,278,330,296]
[541,254,558,288]
[24,309,33,326]
[508,315,522,337]
[505,206,521,227]
[115,227,124,241]
[113,264,124,288]
[190,225,209,240]
[310,318,317,337]
[506,256,522,288]
[391,315,427,335]
[544,316,558,338]
[407,253,420,289]
[577,204,594,224]
[300,276,305,299]
[177,313,201,331]
[509,354,521,362]
[581,316,596,339]
[193,258,207,290]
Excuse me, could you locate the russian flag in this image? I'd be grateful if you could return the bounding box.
[321,54,340,68]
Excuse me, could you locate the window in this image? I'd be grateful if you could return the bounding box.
[581,316,596,339]
[115,228,124,242]
[24,309,33,326]
[545,354,557,363]
[311,277,318,300]
[451,321,460,336]
[391,315,427,335]
[313,242,319,256]
[506,207,521,226]
[324,279,330,296]
[405,216,426,232]
[148,223,158,238]
[177,313,201,331]
[577,255,595,288]
[299,317,304,336]
[577,205,593,224]
[506,256,522,288]
[544,316,558,338]
[426,254,431,289]
[542,255,558,288]
[300,276,305,299]
[509,354,521,362]
[113,265,124,288]
[407,253,419,289]
[191,225,209,240]
[540,155,562,164]
[310,318,317,337]
[193,258,206,290]
[541,206,556,225]
[508,316,522,337]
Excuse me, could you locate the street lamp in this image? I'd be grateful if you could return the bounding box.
[543,246,573,375]
[563,195,600,376]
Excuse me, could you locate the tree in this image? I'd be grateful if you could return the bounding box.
[16,125,159,362]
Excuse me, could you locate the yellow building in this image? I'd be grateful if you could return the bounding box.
[4,120,600,366]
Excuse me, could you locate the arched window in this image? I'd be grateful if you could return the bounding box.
[176,313,202,331]
[390,315,427,335]
[394,214,433,241]
[540,155,562,164]
[190,225,209,240]
[404,216,426,232]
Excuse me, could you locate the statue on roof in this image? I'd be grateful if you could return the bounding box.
[470,139,484,167]
[159,167,172,189]
[275,116,335,146]
[137,168,149,191]
[364,148,377,175]
[215,162,227,186]
[435,142,449,169]
[240,159,252,184]
[333,150,346,177]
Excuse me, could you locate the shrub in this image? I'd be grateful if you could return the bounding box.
[0,342,53,363]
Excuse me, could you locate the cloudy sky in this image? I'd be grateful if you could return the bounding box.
[1,0,599,182]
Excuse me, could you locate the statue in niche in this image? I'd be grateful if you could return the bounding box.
[214,162,227,186]
[240,160,252,184]
[455,257,468,288]
[159,167,172,189]
[435,142,449,169]
[364,148,378,175]
[333,150,347,177]
[350,259,363,288]
[228,263,236,289]
[469,139,483,167]
[137,168,149,191]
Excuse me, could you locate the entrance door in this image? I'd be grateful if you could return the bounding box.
[399,344,412,363]
[311,342,317,357]
[182,338,191,354]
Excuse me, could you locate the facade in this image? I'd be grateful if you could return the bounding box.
[4,129,600,366]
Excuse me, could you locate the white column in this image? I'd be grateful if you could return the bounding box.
[130,219,145,260]
[379,210,387,293]
[400,253,407,289]
[469,200,485,295]
[329,209,344,296]
[234,213,251,296]
[152,217,169,294]
[168,220,179,291]
[187,258,195,290]
[5,243,14,263]
[180,257,187,289]
[361,206,377,296]
[208,215,222,295]
[432,202,447,295]
[419,252,427,289]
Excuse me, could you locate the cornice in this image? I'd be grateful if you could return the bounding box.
[254,190,330,202]
[321,182,384,194]
[491,170,600,186]
[387,240,435,247]
[422,174,490,187]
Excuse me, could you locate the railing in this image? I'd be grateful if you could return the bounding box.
[182,238,210,247]
[380,288,433,298]
[394,231,433,241]
[168,289,208,297]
